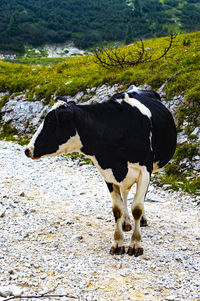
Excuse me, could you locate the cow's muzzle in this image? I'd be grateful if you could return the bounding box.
[25,147,35,159]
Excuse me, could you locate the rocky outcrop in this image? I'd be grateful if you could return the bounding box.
[1,94,50,134]
[0,84,199,172]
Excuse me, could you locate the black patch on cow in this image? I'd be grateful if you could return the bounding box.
[106,182,114,193]
[132,207,142,220]
[74,98,154,178]
[125,91,177,168]
[113,206,122,222]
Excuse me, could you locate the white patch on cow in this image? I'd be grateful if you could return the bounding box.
[86,155,147,191]
[53,132,83,156]
[122,162,146,188]
[149,131,153,151]
[87,155,119,184]
[114,98,123,104]
[124,93,152,119]
[51,100,67,110]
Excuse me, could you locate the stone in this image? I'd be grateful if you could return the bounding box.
[0,286,12,297]
[11,285,22,297]
[157,83,166,99]
[0,207,6,218]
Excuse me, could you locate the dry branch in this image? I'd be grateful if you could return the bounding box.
[93,34,177,69]
[2,293,78,301]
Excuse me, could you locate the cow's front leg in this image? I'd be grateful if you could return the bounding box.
[121,190,132,232]
[128,167,150,257]
[140,213,148,227]
[108,184,125,255]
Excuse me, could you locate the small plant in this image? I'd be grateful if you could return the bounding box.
[183,39,191,46]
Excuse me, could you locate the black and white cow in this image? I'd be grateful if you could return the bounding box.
[25,85,177,256]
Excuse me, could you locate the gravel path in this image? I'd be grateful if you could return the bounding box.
[0,141,199,301]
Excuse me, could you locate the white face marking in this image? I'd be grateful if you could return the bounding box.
[124,93,152,118]
[35,132,83,159]
[53,132,83,156]
[27,122,44,150]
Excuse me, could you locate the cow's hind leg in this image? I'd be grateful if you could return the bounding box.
[108,184,125,255]
[128,167,150,257]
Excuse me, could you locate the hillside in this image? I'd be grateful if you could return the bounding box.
[0,31,200,195]
[0,0,200,53]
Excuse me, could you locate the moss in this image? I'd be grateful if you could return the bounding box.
[0,122,30,145]
[165,162,181,175]
[64,152,92,165]
[0,94,9,118]
[174,142,199,161]
[185,84,200,105]
[0,122,18,136]
[158,172,200,196]
[176,105,199,127]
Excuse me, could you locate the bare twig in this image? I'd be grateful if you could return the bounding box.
[2,293,78,301]
[93,34,177,69]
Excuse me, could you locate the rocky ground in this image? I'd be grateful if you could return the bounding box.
[0,140,199,301]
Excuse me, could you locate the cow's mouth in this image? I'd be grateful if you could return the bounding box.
[25,148,40,160]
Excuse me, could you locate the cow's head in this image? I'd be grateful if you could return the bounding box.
[25,100,82,159]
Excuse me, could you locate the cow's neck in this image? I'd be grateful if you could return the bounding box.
[73,104,103,156]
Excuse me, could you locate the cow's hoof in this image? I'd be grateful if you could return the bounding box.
[127,246,143,257]
[122,221,132,232]
[110,245,125,255]
[140,216,148,227]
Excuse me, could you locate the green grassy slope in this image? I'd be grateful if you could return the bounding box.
[0,31,200,195]
[0,32,199,104]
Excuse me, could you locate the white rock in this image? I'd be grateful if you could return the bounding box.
[0,286,12,297]
[10,285,22,297]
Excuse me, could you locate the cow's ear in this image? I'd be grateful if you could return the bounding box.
[55,103,75,125]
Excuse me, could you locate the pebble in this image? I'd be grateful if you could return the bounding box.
[0,140,199,301]
[0,207,6,217]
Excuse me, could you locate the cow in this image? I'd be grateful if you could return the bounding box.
[25,85,177,257]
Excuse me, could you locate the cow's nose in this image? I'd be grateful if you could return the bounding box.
[25,148,31,157]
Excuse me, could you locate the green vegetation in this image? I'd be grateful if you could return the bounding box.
[1,0,200,53]
[65,153,92,166]
[2,56,68,67]
[0,31,200,195]
[0,32,199,104]
[0,122,30,145]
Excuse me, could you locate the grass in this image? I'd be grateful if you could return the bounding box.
[2,57,68,66]
[0,31,200,195]
[0,122,30,145]
[0,32,199,102]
